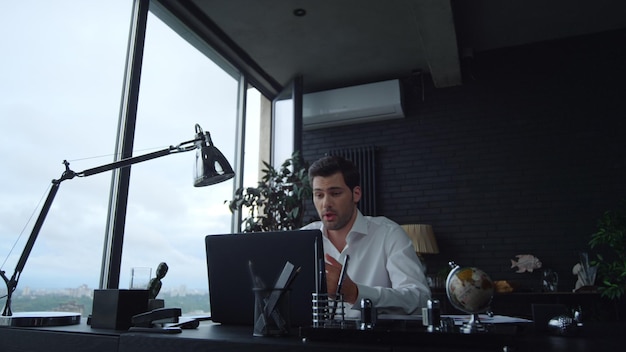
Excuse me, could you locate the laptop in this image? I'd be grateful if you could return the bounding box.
[205,230,325,327]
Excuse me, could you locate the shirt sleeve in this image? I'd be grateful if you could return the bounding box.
[354,227,431,315]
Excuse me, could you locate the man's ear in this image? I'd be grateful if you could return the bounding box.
[352,186,362,204]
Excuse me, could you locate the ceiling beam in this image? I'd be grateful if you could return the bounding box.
[410,0,462,87]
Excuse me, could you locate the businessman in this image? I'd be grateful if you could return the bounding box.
[302,155,431,318]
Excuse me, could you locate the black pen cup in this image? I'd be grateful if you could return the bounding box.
[253,288,290,336]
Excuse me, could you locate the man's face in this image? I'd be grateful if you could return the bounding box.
[312,172,361,231]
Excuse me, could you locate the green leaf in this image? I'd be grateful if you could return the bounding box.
[588,200,626,300]
[225,150,311,232]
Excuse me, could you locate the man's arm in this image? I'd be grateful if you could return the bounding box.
[325,254,359,303]
[355,228,431,314]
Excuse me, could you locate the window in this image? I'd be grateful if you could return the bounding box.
[272,77,303,167]
[0,1,258,317]
[121,12,239,313]
[0,1,131,314]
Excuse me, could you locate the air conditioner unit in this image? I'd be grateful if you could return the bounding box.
[303,79,404,130]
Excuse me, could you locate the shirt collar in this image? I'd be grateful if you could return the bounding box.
[349,210,368,236]
[320,209,368,238]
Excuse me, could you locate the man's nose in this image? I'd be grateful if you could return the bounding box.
[321,195,332,209]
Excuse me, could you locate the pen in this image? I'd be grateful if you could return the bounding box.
[330,254,349,320]
[248,260,265,288]
[285,266,302,290]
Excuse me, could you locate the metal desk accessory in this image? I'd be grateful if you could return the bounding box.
[547,307,584,336]
[311,292,348,328]
[359,298,375,330]
[129,307,183,334]
[422,299,440,332]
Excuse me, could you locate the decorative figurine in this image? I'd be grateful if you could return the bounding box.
[572,252,597,292]
[148,262,169,300]
[510,254,542,273]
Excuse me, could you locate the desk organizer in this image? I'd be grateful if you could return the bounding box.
[253,288,291,336]
[312,293,347,328]
[90,289,149,330]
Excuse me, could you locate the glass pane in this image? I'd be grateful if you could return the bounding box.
[243,88,261,189]
[122,12,238,315]
[273,98,294,166]
[0,1,130,315]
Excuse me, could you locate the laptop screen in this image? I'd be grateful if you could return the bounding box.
[205,230,325,327]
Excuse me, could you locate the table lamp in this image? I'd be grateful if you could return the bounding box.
[0,124,234,327]
[401,224,439,261]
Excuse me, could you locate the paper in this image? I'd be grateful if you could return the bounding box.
[378,314,532,325]
[446,314,532,325]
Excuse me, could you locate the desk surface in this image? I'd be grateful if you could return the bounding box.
[1,317,625,352]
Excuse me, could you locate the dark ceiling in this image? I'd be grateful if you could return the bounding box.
[154,0,626,97]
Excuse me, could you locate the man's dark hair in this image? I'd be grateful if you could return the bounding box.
[308,155,360,190]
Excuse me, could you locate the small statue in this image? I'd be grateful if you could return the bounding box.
[148,262,168,299]
[572,263,585,291]
[572,253,597,292]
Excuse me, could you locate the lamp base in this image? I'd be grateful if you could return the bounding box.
[0,311,81,327]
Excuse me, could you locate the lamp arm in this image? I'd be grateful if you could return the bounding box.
[1,137,201,317]
[77,139,199,178]
[1,175,63,316]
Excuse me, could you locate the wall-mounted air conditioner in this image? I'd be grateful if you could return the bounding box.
[303,79,404,130]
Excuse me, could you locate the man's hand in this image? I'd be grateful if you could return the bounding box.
[325,254,358,304]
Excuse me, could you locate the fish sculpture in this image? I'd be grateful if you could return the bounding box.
[511,254,542,273]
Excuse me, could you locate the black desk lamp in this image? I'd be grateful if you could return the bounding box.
[0,124,234,326]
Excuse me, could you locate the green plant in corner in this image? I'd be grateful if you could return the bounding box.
[589,200,626,300]
[227,151,311,232]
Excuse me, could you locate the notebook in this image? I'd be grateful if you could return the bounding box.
[205,230,325,327]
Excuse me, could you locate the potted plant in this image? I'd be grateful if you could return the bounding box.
[589,200,626,301]
[226,151,311,232]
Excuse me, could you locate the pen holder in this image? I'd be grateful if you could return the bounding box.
[253,288,290,336]
[311,293,345,328]
[312,293,330,327]
[90,289,149,330]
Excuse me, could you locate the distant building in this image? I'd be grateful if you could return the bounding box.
[54,301,84,315]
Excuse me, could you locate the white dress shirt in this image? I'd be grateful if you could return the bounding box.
[302,210,431,318]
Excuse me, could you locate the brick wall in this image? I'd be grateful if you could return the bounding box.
[302,29,626,293]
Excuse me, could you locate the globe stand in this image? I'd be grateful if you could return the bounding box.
[460,313,489,334]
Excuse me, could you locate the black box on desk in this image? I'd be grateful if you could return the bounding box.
[91,289,149,330]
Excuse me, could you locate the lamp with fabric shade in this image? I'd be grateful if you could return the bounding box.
[401,224,439,259]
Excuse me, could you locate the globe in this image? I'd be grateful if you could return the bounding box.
[446,263,494,315]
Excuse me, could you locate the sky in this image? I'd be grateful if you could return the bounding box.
[0,1,259,293]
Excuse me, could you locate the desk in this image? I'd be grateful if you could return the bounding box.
[0,321,119,352]
[120,324,389,352]
[1,318,625,352]
[432,290,603,318]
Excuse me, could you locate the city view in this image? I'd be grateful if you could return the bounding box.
[1,285,210,317]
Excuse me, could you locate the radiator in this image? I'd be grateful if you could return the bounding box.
[327,146,378,216]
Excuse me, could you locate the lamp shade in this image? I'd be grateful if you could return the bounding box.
[193,125,235,187]
[401,224,439,254]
